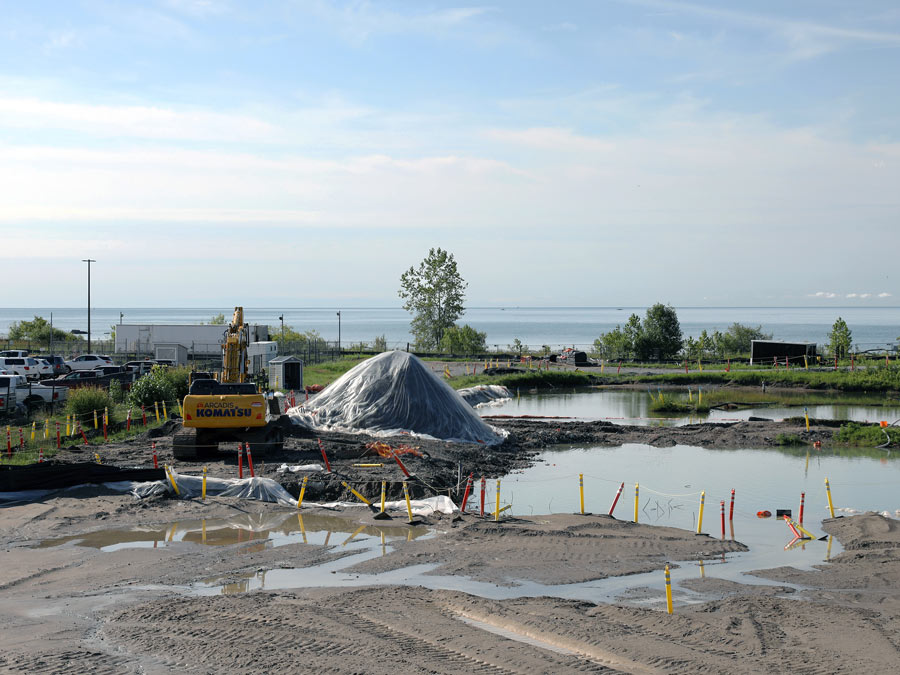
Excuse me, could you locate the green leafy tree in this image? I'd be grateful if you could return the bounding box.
[828,317,852,359]
[441,324,487,354]
[713,323,772,356]
[634,303,682,360]
[398,248,467,350]
[594,325,631,360]
[8,316,81,344]
[208,313,226,325]
[373,335,388,352]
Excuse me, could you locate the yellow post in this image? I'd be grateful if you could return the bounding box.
[43,419,49,440]
[634,483,639,523]
[804,355,808,370]
[94,453,102,464]
[104,407,109,426]
[154,401,160,423]
[30,421,36,442]
[495,478,501,521]
[825,478,835,518]
[804,408,810,432]
[162,400,168,421]
[688,387,693,402]
[202,466,207,500]
[297,475,308,509]
[698,387,703,406]
[402,481,414,523]
[697,491,706,534]
[600,361,604,373]
[340,480,372,506]
[165,465,180,496]
[66,415,70,436]
[665,564,673,614]
[93,409,98,430]
[826,535,833,561]
[579,473,585,514]
[380,481,386,514]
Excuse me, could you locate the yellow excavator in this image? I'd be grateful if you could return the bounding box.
[172,307,286,460]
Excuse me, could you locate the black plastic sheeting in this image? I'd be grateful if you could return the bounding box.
[288,350,507,444]
[0,463,165,493]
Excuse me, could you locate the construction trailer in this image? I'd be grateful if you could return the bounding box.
[248,341,278,375]
[115,323,269,356]
[154,343,188,366]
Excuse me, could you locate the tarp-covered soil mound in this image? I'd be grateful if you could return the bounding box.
[287,351,507,444]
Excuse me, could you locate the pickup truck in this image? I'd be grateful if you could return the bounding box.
[0,374,68,414]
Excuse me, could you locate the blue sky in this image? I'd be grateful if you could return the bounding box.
[2,0,898,307]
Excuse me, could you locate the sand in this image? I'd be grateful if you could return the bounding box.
[1,478,898,674]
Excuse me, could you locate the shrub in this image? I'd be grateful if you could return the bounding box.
[127,365,177,408]
[108,378,126,404]
[775,433,806,446]
[160,366,191,401]
[66,386,113,421]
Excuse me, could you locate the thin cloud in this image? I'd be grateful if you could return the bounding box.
[621,0,900,59]
[879,292,893,298]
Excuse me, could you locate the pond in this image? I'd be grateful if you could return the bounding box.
[482,388,900,426]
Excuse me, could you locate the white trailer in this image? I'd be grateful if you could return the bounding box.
[248,341,278,375]
[115,324,269,356]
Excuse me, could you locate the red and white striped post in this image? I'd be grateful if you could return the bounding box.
[238,443,244,478]
[56,422,61,449]
[151,442,158,469]
[729,488,735,521]
[609,481,624,516]
[799,492,805,525]
[720,500,725,539]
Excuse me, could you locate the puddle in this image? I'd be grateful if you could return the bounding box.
[36,512,429,553]
[485,388,900,426]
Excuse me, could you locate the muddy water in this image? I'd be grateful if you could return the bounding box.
[484,388,900,426]
[496,442,900,573]
[36,512,429,553]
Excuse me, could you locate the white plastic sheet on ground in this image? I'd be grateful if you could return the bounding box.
[286,350,507,445]
[133,470,457,515]
[277,463,325,473]
[457,384,512,408]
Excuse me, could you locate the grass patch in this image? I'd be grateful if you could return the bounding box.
[609,365,900,392]
[448,370,595,391]
[700,389,900,409]
[834,422,896,447]
[301,357,370,388]
[648,395,711,414]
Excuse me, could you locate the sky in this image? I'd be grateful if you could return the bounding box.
[1,0,899,308]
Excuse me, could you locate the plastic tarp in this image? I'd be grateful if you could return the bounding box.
[277,464,326,473]
[457,384,512,408]
[286,350,507,445]
[134,470,457,515]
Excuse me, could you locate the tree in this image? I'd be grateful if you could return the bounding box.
[828,317,852,359]
[208,313,226,325]
[441,324,487,354]
[634,303,682,360]
[8,316,81,344]
[398,248,467,350]
[715,323,772,356]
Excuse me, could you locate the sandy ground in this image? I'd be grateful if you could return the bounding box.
[1,480,898,673]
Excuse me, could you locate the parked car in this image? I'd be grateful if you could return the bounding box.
[33,358,55,379]
[43,355,70,376]
[155,359,175,367]
[54,370,100,383]
[93,365,124,375]
[65,354,114,371]
[0,350,29,358]
[0,357,43,381]
[124,360,158,375]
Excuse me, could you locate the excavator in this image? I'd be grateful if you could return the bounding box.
[172,307,287,460]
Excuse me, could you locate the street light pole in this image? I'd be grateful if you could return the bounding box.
[336,311,341,355]
[82,259,96,353]
[279,314,284,347]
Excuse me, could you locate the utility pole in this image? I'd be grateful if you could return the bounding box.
[279,314,284,349]
[82,259,96,353]
[336,311,341,355]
